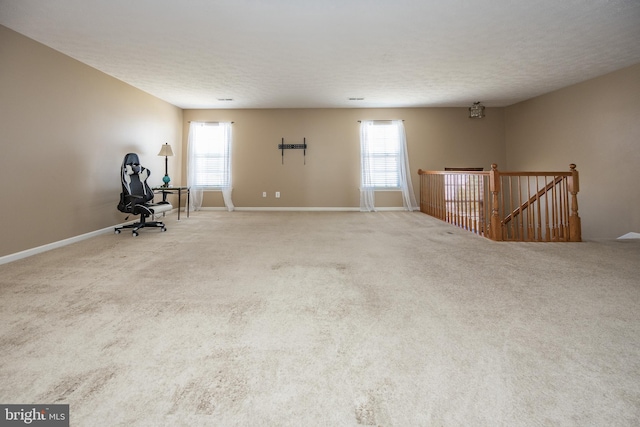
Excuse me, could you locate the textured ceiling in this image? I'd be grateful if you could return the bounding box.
[1,0,640,109]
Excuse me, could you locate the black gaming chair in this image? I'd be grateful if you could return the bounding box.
[114,153,172,236]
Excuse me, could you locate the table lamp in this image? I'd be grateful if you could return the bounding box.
[158,143,174,187]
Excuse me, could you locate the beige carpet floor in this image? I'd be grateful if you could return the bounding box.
[1,211,639,426]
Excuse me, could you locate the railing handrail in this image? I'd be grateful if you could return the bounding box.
[418,169,572,177]
[418,169,490,175]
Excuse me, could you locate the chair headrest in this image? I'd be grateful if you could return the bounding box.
[125,164,142,175]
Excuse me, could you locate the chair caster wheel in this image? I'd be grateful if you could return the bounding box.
[115,229,121,234]
[132,231,139,237]
[161,227,167,232]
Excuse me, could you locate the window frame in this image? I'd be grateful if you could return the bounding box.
[360,121,403,190]
[189,122,232,190]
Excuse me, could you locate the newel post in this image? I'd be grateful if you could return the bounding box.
[489,164,503,241]
[418,169,424,213]
[568,163,582,242]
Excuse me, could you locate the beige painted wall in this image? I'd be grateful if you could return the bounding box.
[505,62,640,239]
[182,108,505,208]
[0,26,183,257]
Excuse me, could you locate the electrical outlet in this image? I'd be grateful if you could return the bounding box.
[275,192,280,198]
[262,192,267,198]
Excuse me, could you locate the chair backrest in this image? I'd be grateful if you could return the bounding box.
[118,153,154,213]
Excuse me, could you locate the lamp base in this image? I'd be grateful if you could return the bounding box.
[162,175,171,187]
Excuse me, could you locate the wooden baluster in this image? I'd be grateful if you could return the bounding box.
[463,174,468,231]
[425,173,430,215]
[426,173,429,215]
[429,174,432,216]
[432,174,435,217]
[568,164,582,242]
[468,175,472,233]
[456,174,461,227]
[471,175,475,233]
[472,175,477,233]
[463,174,467,230]
[543,176,550,241]
[444,174,449,222]
[526,176,533,240]
[428,173,432,216]
[469,174,474,233]
[562,177,569,240]
[551,176,558,241]
[457,175,461,228]
[509,176,515,240]
[427,173,432,216]
[464,174,469,231]
[535,175,542,241]
[440,174,444,220]
[436,174,441,219]
[442,174,446,220]
[486,174,491,237]
[489,164,503,241]
[424,174,435,216]
[517,176,523,240]
[440,174,444,221]
[419,171,424,213]
[426,173,430,215]
[460,174,465,229]
[451,174,456,226]
[418,171,422,212]
[470,174,475,233]
[462,174,467,230]
[424,172,429,215]
[433,175,447,221]
[483,175,490,237]
[477,175,482,234]
[431,174,435,217]
[442,174,446,221]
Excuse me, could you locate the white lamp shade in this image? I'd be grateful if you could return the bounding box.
[158,143,174,157]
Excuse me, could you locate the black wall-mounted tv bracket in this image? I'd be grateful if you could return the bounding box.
[278,138,307,164]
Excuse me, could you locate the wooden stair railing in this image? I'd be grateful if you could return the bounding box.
[417,164,581,242]
[502,175,565,225]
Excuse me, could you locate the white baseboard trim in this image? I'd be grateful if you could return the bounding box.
[198,207,409,212]
[0,224,120,265]
[0,213,179,265]
[234,207,361,212]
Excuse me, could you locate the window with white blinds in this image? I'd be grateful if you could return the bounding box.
[360,121,401,188]
[190,122,231,188]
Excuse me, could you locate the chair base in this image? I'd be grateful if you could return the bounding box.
[115,215,167,237]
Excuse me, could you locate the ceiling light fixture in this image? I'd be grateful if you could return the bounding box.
[469,101,485,119]
[217,98,233,101]
[348,98,365,101]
